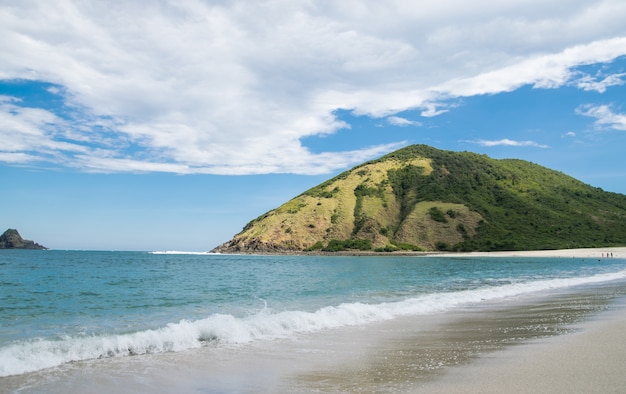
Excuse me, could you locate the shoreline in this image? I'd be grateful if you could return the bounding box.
[214,246,626,259]
[278,281,626,393]
[433,246,626,259]
[2,273,625,393]
[2,253,625,393]
[281,281,626,393]
[421,300,626,393]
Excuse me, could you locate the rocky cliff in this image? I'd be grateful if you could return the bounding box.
[0,229,47,250]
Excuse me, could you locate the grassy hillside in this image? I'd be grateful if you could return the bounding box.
[213,145,626,253]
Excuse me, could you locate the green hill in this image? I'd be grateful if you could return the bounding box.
[212,145,626,253]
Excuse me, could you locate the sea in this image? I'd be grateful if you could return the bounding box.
[1,250,626,392]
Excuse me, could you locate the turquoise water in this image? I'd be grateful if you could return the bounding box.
[1,250,625,377]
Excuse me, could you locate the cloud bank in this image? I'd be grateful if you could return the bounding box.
[1,0,626,174]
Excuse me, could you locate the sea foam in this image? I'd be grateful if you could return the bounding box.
[1,269,625,377]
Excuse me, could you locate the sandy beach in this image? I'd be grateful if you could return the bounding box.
[434,246,626,259]
[282,279,626,393]
[422,247,626,393]
[422,304,626,393]
[283,246,626,259]
[416,247,626,393]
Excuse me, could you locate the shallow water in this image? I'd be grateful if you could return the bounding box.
[5,281,625,393]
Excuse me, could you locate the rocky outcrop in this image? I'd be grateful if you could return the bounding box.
[212,238,295,254]
[0,229,47,250]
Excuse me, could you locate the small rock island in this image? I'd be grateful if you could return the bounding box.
[0,229,47,250]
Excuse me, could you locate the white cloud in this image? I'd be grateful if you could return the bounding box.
[0,96,88,159]
[1,1,625,174]
[577,104,626,130]
[472,139,549,148]
[0,152,34,164]
[432,37,626,99]
[420,104,450,118]
[387,116,422,127]
[72,141,406,175]
[575,73,626,92]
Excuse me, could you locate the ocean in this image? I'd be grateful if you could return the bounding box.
[1,250,626,392]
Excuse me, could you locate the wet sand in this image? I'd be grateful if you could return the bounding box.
[422,303,626,393]
[283,282,626,393]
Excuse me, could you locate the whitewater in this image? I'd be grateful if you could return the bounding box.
[1,250,625,379]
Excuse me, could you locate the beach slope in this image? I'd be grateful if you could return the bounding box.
[422,306,626,393]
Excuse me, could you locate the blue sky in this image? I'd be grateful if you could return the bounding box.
[1,1,626,251]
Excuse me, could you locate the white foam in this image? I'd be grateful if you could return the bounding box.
[1,269,625,377]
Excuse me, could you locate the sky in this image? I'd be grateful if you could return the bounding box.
[1,0,626,251]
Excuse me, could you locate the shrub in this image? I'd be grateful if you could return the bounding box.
[322,239,373,252]
[305,241,324,251]
[390,241,422,251]
[429,207,448,223]
[435,241,450,251]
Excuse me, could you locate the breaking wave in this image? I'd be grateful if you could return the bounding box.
[2,269,625,377]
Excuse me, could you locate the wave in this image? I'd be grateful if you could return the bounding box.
[1,269,625,377]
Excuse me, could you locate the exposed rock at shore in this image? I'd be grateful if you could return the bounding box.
[0,229,47,250]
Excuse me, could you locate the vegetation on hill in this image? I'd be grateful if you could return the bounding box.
[212,145,626,253]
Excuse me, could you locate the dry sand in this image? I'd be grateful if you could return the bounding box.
[435,246,626,259]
